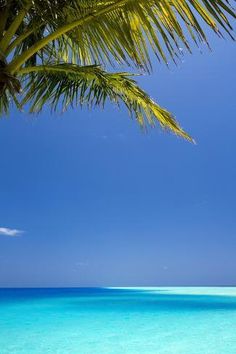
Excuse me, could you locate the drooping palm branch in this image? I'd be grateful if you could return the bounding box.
[0,0,235,141]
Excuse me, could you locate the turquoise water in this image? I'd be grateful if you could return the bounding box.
[0,287,236,354]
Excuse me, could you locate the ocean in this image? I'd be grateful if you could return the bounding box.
[0,287,236,353]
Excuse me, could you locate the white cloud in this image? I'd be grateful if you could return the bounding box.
[0,227,24,237]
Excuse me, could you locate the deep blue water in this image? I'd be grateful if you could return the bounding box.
[0,287,236,353]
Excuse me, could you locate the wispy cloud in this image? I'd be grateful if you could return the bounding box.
[75,261,89,267]
[0,227,24,237]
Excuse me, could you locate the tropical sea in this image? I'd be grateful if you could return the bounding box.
[0,287,236,354]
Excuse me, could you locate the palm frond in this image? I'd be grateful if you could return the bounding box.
[1,0,235,140]
[7,0,235,73]
[18,64,192,141]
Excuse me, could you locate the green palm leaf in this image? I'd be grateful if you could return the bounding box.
[19,64,192,140]
[0,0,235,140]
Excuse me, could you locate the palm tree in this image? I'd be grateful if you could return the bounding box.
[0,0,235,141]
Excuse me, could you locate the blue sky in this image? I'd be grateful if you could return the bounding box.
[0,32,235,287]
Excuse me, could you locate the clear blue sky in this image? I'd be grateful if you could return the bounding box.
[0,32,235,287]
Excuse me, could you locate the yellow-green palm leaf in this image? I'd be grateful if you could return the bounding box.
[0,0,235,141]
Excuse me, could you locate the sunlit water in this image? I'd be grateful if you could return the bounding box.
[0,287,236,353]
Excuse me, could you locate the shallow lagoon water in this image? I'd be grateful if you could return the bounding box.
[0,287,236,354]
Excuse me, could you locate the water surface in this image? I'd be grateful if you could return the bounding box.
[0,287,236,353]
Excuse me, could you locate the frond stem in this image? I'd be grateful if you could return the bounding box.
[7,0,131,74]
[0,4,9,41]
[18,65,81,75]
[5,24,44,56]
[0,2,32,53]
